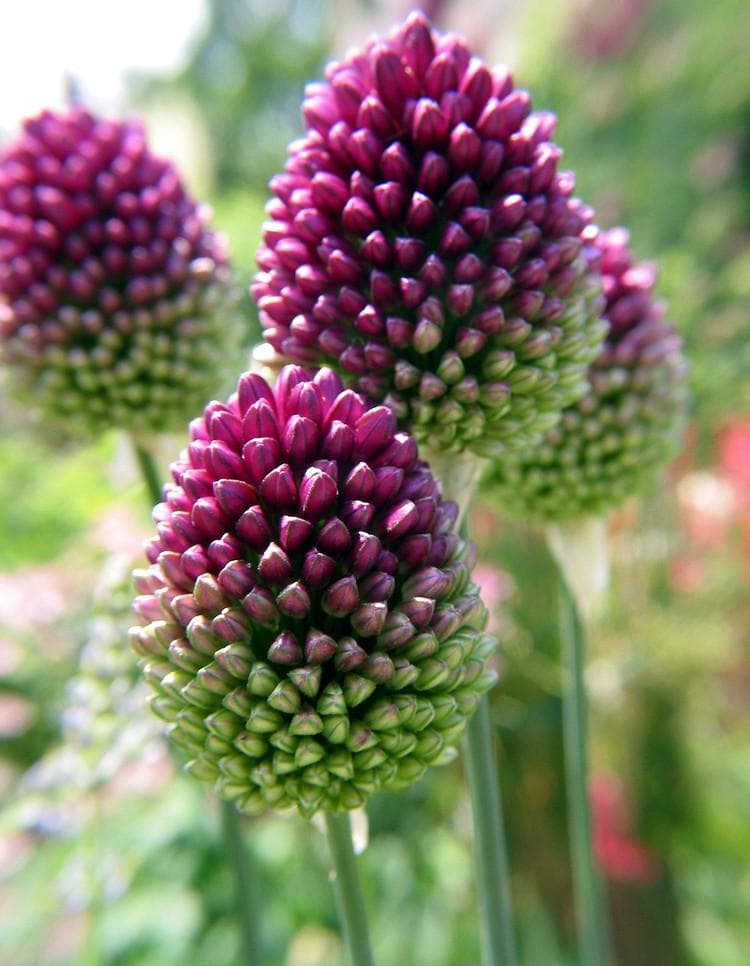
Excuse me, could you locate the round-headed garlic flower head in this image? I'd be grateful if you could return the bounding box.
[0,106,236,434]
[130,365,497,817]
[253,11,606,458]
[489,227,688,519]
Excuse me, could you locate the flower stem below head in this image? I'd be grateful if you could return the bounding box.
[130,435,264,965]
[464,698,518,966]
[324,811,375,966]
[220,800,263,966]
[559,572,611,966]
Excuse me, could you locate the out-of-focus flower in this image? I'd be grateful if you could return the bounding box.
[0,107,236,435]
[490,227,688,519]
[591,774,659,884]
[471,563,514,637]
[253,11,606,458]
[21,556,165,821]
[718,419,750,507]
[676,470,736,550]
[131,365,497,817]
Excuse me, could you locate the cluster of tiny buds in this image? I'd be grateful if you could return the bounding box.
[131,366,497,817]
[254,10,607,458]
[489,226,688,519]
[0,106,235,433]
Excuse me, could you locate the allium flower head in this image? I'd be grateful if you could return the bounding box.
[130,365,496,817]
[253,11,606,457]
[0,107,234,434]
[489,227,688,519]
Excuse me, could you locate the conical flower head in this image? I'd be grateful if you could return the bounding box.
[0,107,236,434]
[130,365,497,817]
[489,227,688,519]
[253,11,606,458]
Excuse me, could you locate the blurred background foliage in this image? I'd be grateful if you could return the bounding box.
[1,0,749,963]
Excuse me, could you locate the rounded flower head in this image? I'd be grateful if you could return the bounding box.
[130,365,496,817]
[489,227,688,519]
[253,11,606,458]
[0,107,235,434]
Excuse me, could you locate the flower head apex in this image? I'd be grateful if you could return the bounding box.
[254,11,606,457]
[0,106,235,434]
[131,365,496,817]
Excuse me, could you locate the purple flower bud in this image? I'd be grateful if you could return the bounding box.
[258,543,293,586]
[298,466,338,520]
[304,629,338,664]
[259,463,297,512]
[323,576,360,617]
[276,580,312,619]
[267,630,303,666]
[242,587,279,629]
[279,515,314,553]
[317,516,351,555]
[217,560,255,599]
[243,437,282,486]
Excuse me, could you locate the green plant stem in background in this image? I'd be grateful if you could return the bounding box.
[131,437,263,965]
[133,439,164,507]
[464,698,518,966]
[324,811,375,966]
[559,573,611,966]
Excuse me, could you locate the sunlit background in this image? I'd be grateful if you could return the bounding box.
[1,1,749,964]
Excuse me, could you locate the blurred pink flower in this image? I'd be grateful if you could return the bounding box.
[473,563,514,635]
[0,693,34,738]
[0,566,69,630]
[718,419,750,507]
[591,775,659,884]
[89,506,149,557]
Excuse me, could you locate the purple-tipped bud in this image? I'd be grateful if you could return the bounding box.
[304,629,338,664]
[323,576,360,617]
[131,365,496,816]
[268,630,303,666]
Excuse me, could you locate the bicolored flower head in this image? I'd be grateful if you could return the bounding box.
[130,365,496,817]
[0,106,235,434]
[253,11,606,458]
[489,227,688,519]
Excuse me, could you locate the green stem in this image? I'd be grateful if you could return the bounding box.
[133,439,163,506]
[464,697,518,966]
[130,435,263,965]
[220,800,263,966]
[559,573,611,966]
[324,812,375,966]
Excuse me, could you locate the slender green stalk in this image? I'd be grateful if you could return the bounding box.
[324,811,375,966]
[559,573,611,966]
[130,436,263,965]
[133,439,164,506]
[220,800,263,966]
[464,698,518,966]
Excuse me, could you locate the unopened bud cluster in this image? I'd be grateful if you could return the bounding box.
[131,366,496,817]
[254,11,606,458]
[0,107,235,434]
[490,228,688,518]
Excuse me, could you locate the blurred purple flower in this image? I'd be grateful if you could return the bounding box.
[490,227,688,519]
[0,107,236,434]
